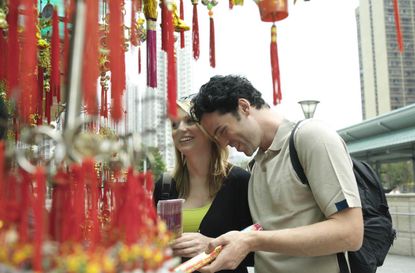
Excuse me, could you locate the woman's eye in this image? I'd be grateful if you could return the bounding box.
[171,121,180,129]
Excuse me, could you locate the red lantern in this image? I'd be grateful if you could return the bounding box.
[257,0,288,22]
[256,0,288,105]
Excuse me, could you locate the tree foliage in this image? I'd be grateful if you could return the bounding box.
[380,160,414,192]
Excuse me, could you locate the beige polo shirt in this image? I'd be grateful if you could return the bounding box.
[248,119,361,273]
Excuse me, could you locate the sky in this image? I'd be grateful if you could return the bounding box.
[186,0,362,130]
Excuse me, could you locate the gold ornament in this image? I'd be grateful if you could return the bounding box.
[0,8,8,29]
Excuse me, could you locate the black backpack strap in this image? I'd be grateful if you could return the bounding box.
[290,121,350,273]
[289,121,309,185]
[337,253,350,273]
[161,173,172,200]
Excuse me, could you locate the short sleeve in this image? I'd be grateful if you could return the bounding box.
[295,120,361,217]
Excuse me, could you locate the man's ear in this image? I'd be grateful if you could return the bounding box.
[238,98,251,115]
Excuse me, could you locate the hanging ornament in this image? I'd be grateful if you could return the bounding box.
[271,24,281,104]
[136,16,146,74]
[161,0,168,51]
[393,0,403,53]
[33,166,46,272]
[255,0,288,105]
[201,0,218,68]
[164,0,177,119]
[0,28,7,82]
[7,0,19,98]
[179,0,185,48]
[191,0,199,60]
[144,0,159,88]
[51,8,61,103]
[108,0,126,121]
[83,0,100,115]
[20,0,39,123]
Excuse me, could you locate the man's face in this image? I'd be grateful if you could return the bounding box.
[200,107,261,156]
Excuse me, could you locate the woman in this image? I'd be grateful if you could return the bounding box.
[153,96,253,273]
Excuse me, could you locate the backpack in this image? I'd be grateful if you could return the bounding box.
[289,121,396,273]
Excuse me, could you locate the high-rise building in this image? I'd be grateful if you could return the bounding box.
[356,0,415,119]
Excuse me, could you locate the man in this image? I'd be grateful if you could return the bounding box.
[190,75,363,273]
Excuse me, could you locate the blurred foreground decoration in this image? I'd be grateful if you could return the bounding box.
[0,124,175,272]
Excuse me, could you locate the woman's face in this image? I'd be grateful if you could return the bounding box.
[171,112,211,156]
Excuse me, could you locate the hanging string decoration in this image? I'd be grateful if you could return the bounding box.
[83,0,100,115]
[144,0,159,88]
[108,0,126,121]
[180,0,185,48]
[6,0,19,98]
[164,0,178,119]
[255,0,288,105]
[50,8,61,104]
[191,0,200,60]
[392,0,403,53]
[201,0,218,68]
[20,0,39,123]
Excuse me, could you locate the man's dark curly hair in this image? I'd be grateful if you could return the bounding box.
[191,75,267,122]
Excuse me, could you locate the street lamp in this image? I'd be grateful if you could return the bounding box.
[298,100,320,119]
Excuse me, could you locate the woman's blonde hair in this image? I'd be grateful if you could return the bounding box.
[172,95,231,198]
[172,139,230,199]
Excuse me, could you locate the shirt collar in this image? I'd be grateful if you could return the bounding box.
[254,119,294,162]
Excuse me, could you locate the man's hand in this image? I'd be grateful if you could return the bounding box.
[199,231,250,273]
[171,232,212,258]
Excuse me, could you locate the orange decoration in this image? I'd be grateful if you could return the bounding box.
[257,0,288,22]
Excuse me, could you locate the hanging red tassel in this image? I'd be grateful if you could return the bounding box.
[108,0,126,121]
[393,0,403,53]
[144,0,158,88]
[71,164,85,243]
[161,1,167,51]
[192,1,200,60]
[0,31,7,81]
[83,0,99,115]
[33,167,46,272]
[37,67,44,125]
[209,11,216,68]
[6,0,19,97]
[270,24,282,105]
[180,0,185,48]
[45,86,52,124]
[63,0,72,82]
[51,8,61,103]
[166,3,177,119]
[131,0,138,47]
[83,158,100,250]
[18,172,31,244]
[20,0,38,123]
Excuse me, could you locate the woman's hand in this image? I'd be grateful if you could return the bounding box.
[171,232,213,258]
